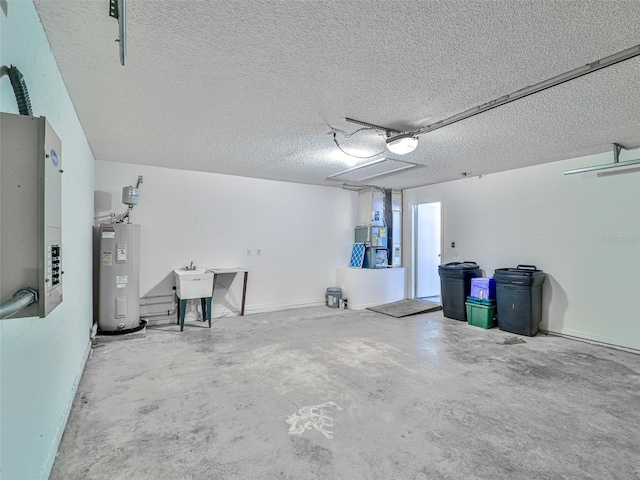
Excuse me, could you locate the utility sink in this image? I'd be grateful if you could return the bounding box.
[173,269,214,299]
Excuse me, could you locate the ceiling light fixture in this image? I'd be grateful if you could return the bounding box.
[345,118,419,156]
[386,133,419,155]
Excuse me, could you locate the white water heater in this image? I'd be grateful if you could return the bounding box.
[98,223,140,331]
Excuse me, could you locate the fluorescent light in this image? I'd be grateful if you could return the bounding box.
[327,158,419,182]
[386,133,418,155]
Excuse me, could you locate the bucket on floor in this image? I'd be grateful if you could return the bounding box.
[325,287,342,308]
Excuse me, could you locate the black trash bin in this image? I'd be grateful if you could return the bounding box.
[494,265,545,336]
[438,262,481,321]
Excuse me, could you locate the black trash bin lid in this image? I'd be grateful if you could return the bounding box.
[495,264,543,275]
[439,261,479,270]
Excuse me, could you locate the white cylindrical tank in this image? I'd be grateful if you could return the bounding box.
[121,186,139,205]
[98,223,140,332]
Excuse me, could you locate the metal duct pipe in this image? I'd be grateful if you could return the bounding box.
[0,288,38,320]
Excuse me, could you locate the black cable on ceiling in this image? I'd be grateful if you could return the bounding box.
[330,126,374,138]
[328,124,387,159]
[332,133,385,159]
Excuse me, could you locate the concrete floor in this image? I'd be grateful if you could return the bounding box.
[51,307,640,480]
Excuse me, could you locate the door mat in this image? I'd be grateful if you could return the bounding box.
[367,299,442,318]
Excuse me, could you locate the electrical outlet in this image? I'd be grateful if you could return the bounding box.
[257,248,261,256]
[247,249,252,256]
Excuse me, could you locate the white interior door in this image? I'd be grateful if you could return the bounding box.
[413,202,442,299]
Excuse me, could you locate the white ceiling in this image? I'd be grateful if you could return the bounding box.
[33,0,640,190]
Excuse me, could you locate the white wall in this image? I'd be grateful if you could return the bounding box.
[0,2,95,479]
[403,153,640,350]
[95,161,358,319]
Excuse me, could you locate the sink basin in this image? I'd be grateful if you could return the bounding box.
[173,269,214,299]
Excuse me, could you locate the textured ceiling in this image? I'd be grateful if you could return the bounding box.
[32,0,640,190]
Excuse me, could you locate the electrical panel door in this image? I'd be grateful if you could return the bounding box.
[0,113,63,317]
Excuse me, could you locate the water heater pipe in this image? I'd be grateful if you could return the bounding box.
[0,288,38,320]
[139,299,175,307]
[140,293,175,300]
[140,309,176,319]
[139,293,176,318]
[112,175,143,223]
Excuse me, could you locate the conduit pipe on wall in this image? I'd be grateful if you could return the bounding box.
[140,293,175,300]
[0,288,38,320]
[6,65,33,115]
[140,309,176,319]
[140,293,175,306]
[139,294,176,318]
[140,299,175,307]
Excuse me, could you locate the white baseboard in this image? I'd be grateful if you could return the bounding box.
[540,328,640,354]
[242,299,325,315]
[349,304,375,310]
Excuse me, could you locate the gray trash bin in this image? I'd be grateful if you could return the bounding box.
[494,265,545,336]
[438,262,481,321]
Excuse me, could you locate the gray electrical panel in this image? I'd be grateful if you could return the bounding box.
[0,113,63,317]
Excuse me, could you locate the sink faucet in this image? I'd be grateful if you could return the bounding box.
[185,261,196,271]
